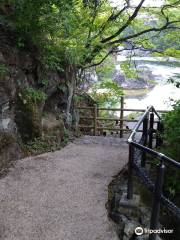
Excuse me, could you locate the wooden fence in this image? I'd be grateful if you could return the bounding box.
[76,97,168,138]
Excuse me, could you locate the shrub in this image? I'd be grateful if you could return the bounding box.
[163,100,180,160]
[161,100,180,201]
[18,87,47,105]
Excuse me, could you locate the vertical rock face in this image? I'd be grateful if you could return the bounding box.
[0,132,23,169]
[0,25,41,140]
[15,97,43,142]
[0,25,71,164]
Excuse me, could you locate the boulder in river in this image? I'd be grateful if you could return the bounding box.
[113,69,155,89]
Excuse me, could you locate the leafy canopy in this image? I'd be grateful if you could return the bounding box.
[90,77,123,107]
[1,0,180,70]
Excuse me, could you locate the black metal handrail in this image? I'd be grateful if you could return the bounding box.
[127,105,180,240]
[131,141,180,169]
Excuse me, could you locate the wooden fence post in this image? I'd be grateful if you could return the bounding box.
[120,96,124,138]
[94,104,97,136]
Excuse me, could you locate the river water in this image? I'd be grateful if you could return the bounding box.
[117,57,180,111]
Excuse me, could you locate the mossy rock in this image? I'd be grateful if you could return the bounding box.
[15,96,43,142]
[0,132,15,150]
[42,114,65,140]
[24,113,68,155]
[0,132,24,171]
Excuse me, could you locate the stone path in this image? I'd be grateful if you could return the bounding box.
[0,136,128,240]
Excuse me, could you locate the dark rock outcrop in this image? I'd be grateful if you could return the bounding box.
[114,69,155,89]
[113,71,126,85]
[0,24,69,166]
[121,78,148,89]
[0,132,24,171]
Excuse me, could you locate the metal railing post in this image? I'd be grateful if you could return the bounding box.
[141,115,148,167]
[156,122,164,147]
[156,121,161,148]
[120,96,124,138]
[127,142,134,199]
[148,112,154,149]
[94,104,97,136]
[149,161,165,240]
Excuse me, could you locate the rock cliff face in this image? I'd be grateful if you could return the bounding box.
[0,24,72,166]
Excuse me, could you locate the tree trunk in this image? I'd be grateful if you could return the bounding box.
[65,64,77,127]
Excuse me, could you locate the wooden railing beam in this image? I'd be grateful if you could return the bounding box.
[77,101,168,137]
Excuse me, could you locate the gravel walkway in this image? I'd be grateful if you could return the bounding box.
[0,136,128,240]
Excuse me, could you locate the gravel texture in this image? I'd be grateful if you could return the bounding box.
[0,136,128,240]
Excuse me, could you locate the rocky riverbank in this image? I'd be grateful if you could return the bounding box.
[113,67,156,90]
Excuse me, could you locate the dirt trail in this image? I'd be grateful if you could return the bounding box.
[0,136,128,240]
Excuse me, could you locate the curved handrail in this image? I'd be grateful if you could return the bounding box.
[127,105,180,236]
[128,105,161,142]
[127,105,180,167]
[128,106,153,142]
[131,141,180,168]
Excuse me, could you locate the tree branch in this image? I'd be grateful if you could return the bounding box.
[161,0,180,22]
[107,20,180,45]
[83,49,114,69]
[83,1,180,67]
[101,0,146,44]
[91,4,129,41]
